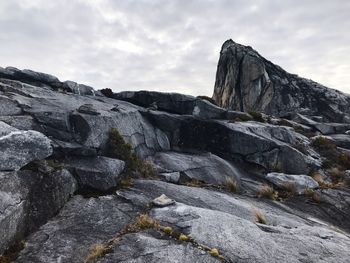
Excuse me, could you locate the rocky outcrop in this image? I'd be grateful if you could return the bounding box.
[213,40,350,123]
[0,123,52,171]
[1,65,350,262]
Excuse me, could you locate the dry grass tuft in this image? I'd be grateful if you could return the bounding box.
[85,244,111,263]
[258,184,277,200]
[134,214,160,230]
[252,208,267,224]
[304,188,321,203]
[224,177,237,193]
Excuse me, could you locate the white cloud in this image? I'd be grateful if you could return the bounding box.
[0,0,349,96]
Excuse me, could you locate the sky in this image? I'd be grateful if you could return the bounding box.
[0,0,349,96]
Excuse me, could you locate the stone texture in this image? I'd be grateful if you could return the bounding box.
[16,195,138,263]
[64,156,125,192]
[0,130,53,171]
[265,172,319,193]
[0,168,76,254]
[213,40,350,123]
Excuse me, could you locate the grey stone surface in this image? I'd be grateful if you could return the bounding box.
[97,232,219,263]
[0,130,53,171]
[64,156,125,192]
[151,202,350,263]
[151,151,241,185]
[265,172,319,193]
[16,195,138,263]
[0,168,76,254]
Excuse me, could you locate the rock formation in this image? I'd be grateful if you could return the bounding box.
[213,40,350,123]
[1,54,350,263]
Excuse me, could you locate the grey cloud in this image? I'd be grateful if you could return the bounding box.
[0,0,349,96]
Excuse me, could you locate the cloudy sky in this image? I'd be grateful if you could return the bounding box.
[0,0,349,96]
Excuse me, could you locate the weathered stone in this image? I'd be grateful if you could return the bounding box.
[0,95,22,116]
[0,168,76,254]
[64,156,125,192]
[265,172,319,193]
[16,195,138,263]
[160,172,181,183]
[152,194,175,207]
[77,103,100,115]
[213,40,350,123]
[151,151,241,185]
[0,130,53,171]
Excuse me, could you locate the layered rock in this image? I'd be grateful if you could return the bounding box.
[212,40,350,123]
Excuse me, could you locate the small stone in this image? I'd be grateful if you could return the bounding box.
[77,104,100,115]
[152,194,175,207]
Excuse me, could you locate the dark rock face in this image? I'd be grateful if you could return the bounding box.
[213,40,350,123]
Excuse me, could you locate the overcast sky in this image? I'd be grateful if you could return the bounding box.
[0,0,349,96]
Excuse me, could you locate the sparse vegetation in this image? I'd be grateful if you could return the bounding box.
[229,114,253,123]
[209,248,220,257]
[224,177,237,193]
[252,208,267,224]
[163,226,173,234]
[304,188,321,203]
[100,88,114,98]
[248,111,265,123]
[258,184,278,200]
[311,136,350,184]
[178,233,189,242]
[85,244,112,263]
[280,182,297,198]
[107,128,157,178]
[0,240,25,263]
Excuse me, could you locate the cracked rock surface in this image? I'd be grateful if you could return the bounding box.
[1,43,350,263]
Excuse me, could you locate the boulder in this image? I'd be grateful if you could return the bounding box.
[64,156,125,192]
[113,90,229,119]
[0,95,22,116]
[265,172,319,193]
[0,130,53,171]
[328,134,350,149]
[150,151,241,185]
[144,111,320,174]
[0,168,76,254]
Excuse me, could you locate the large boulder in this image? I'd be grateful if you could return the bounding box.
[64,156,125,192]
[265,172,319,194]
[0,128,53,171]
[212,40,350,123]
[151,151,242,185]
[0,168,76,254]
[143,111,320,174]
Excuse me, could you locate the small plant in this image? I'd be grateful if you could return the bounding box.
[163,226,173,234]
[258,184,277,200]
[328,167,345,184]
[209,248,220,257]
[252,208,267,224]
[178,233,189,241]
[229,115,253,123]
[304,188,321,203]
[85,244,111,263]
[224,177,237,193]
[107,128,157,178]
[280,182,297,198]
[248,111,265,123]
[134,214,159,230]
[100,88,114,98]
[119,177,134,189]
